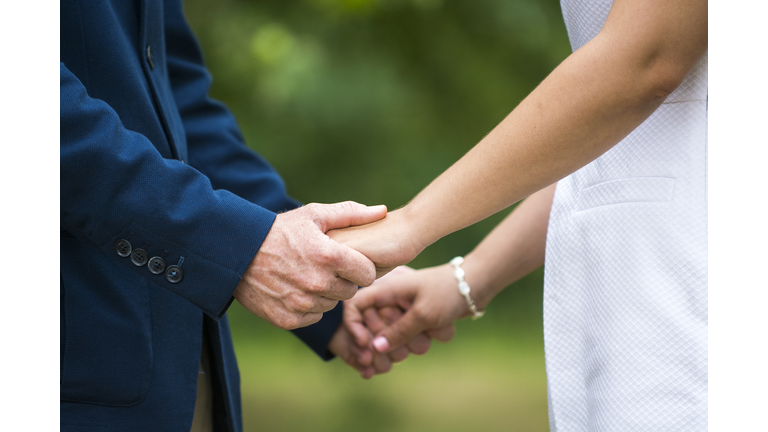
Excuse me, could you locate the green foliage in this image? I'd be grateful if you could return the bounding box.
[185,0,571,429]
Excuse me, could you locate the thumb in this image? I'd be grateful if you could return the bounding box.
[312,201,387,232]
[372,307,427,354]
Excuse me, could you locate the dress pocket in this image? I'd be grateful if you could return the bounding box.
[60,237,153,406]
[575,177,676,212]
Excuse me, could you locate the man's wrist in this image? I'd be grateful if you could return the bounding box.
[292,301,344,361]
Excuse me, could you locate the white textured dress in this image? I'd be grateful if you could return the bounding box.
[543,0,708,431]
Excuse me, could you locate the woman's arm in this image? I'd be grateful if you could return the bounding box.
[343,185,556,352]
[330,0,707,276]
[463,183,556,309]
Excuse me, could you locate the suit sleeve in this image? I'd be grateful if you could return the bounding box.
[60,62,274,321]
[162,0,341,360]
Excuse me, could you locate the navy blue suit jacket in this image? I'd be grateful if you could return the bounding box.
[60,1,341,430]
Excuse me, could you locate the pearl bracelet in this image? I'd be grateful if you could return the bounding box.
[449,256,485,320]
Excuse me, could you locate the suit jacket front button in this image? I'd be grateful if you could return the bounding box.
[115,239,132,257]
[165,265,184,284]
[131,248,149,266]
[146,45,155,70]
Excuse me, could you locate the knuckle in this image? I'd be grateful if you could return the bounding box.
[337,282,357,301]
[288,293,315,312]
[423,312,441,329]
[361,268,376,288]
[305,312,323,326]
[305,277,330,294]
[416,304,441,327]
[412,305,429,325]
[294,273,313,290]
[274,314,299,330]
[318,246,339,266]
[282,314,303,330]
[302,203,320,218]
[324,299,339,313]
[340,200,358,211]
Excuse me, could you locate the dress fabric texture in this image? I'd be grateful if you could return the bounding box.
[543,0,708,431]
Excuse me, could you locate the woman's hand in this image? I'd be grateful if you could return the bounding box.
[329,266,448,379]
[344,264,466,354]
[327,209,427,278]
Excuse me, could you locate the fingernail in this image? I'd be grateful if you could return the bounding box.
[373,336,390,352]
[369,205,387,211]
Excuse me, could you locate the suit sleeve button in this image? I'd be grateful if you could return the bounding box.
[165,265,184,284]
[115,239,132,257]
[148,257,166,274]
[130,248,149,266]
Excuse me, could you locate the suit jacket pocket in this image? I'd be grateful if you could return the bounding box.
[60,237,153,406]
[575,177,676,212]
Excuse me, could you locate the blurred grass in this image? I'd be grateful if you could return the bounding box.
[184,0,571,429]
[227,268,550,432]
[233,329,548,432]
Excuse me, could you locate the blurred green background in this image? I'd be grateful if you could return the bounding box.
[184,0,572,430]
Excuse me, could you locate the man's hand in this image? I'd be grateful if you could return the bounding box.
[327,209,425,278]
[234,202,386,330]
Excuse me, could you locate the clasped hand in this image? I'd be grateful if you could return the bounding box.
[327,211,472,379]
[234,201,387,329]
[234,202,469,379]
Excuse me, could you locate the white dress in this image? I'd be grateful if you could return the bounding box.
[543,0,708,431]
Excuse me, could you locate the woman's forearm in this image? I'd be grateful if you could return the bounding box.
[327,0,706,277]
[462,184,556,309]
[403,0,707,249]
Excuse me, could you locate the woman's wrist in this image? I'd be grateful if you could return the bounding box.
[461,253,498,311]
[434,263,476,321]
[371,208,428,268]
[400,202,440,252]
